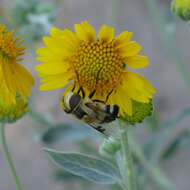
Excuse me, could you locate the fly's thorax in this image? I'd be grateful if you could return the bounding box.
[81,98,98,117]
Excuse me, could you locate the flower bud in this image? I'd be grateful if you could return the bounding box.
[100,137,121,156]
[0,96,28,123]
[171,0,190,21]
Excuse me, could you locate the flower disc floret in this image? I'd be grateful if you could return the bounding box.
[73,40,123,95]
[0,25,25,61]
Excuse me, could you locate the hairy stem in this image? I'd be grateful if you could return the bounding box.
[118,121,136,190]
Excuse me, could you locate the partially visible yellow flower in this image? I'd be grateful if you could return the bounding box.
[36,21,156,117]
[0,96,28,123]
[0,24,35,106]
[171,0,190,20]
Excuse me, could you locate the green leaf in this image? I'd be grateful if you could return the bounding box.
[52,170,84,182]
[161,130,190,161]
[42,123,97,144]
[44,148,121,184]
[111,183,123,190]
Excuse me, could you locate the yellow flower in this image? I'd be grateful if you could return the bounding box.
[0,24,35,106]
[0,96,28,123]
[36,21,156,116]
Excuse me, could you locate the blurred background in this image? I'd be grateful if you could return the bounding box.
[0,0,190,189]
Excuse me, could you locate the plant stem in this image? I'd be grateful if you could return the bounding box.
[119,121,136,190]
[1,123,23,190]
[116,151,128,189]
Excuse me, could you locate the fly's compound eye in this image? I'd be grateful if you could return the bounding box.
[69,93,82,111]
[62,92,81,113]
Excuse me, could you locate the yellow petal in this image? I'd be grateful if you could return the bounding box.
[36,46,69,62]
[121,97,132,116]
[124,85,151,103]
[124,55,149,69]
[36,47,53,56]
[107,88,133,116]
[39,73,72,90]
[62,29,80,45]
[116,41,142,57]
[126,70,156,93]
[123,70,156,101]
[0,85,15,106]
[2,59,34,101]
[44,36,74,51]
[114,31,133,48]
[50,28,79,50]
[117,92,133,116]
[36,56,63,63]
[43,37,73,56]
[107,70,155,116]
[50,27,65,37]
[134,72,156,94]
[0,65,15,106]
[74,21,95,42]
[35,61,70,75]
[98,25,114,43]
[15,62,35,86]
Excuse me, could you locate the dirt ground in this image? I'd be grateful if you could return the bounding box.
[0,0,190,189]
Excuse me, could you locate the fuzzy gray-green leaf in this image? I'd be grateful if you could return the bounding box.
[44,148,121,184]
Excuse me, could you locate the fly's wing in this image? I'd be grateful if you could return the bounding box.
[85,102,118,123]
[85,102,105,113]
[88,120,120,138]
[85,102,114,119]
[88,124,106,134]
[83,101,119,137]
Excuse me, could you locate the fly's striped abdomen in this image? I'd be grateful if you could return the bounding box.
[102,105,119,123]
